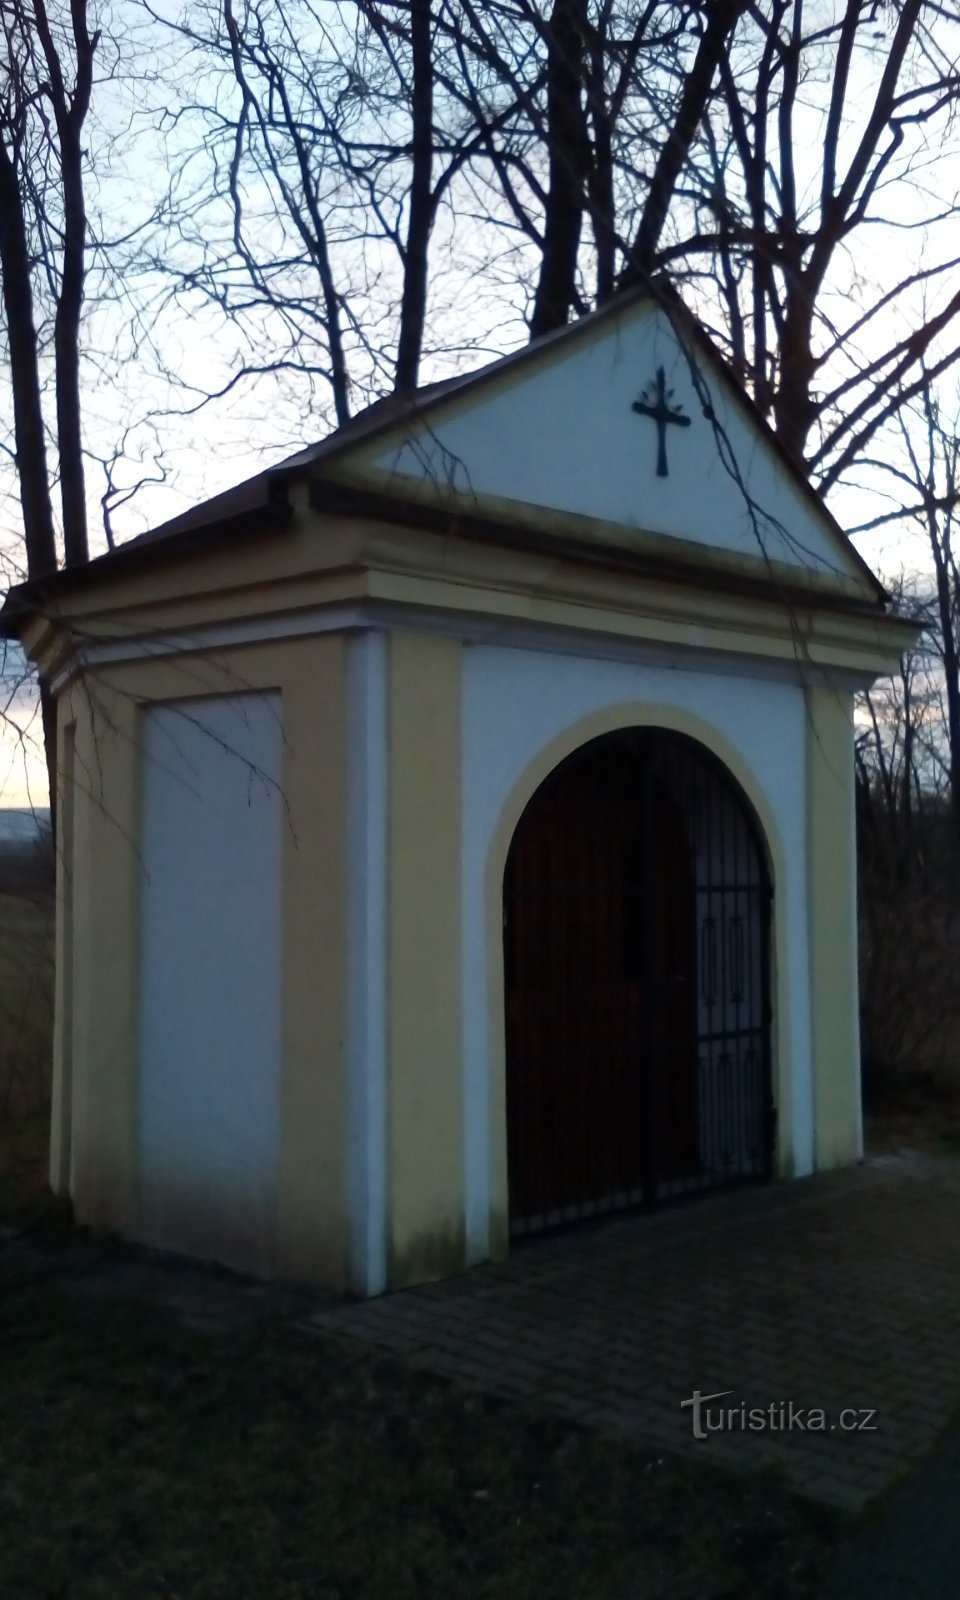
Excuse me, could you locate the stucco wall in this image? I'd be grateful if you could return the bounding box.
[47,604,864,1297]
[52,636,350,1287]
[137,693,283,1274]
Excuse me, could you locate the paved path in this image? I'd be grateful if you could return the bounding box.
[306,1154,960,1509]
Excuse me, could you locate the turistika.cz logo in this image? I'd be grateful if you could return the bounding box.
[680,1389,878,1440]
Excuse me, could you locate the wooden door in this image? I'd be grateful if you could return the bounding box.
[504,736,699,1231]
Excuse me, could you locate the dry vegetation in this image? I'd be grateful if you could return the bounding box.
[0,840,53,1122]
[856,797,960,1157]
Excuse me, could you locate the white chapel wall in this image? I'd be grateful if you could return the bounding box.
[460,640,813,1261]
[137,691,284,1273]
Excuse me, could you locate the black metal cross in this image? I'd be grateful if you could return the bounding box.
[631,365,691,477]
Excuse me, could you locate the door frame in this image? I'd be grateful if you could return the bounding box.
[502,724,774,1235]
[478,704,789,1261]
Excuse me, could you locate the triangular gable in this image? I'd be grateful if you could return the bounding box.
[325,293,879,601]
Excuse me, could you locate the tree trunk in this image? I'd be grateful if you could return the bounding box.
[629,0,746,277]
[772,277,819,461]
[529,0,589,340]
[0,142,59,579]
[395,0,434,391]
[36,0,98,567]
[930,513,960,845]
[55,114,90,568]
[585,40,615,305]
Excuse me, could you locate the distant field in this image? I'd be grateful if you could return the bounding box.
[0,838,54,1120]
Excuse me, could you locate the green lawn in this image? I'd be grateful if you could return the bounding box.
[0,1274,843,1600]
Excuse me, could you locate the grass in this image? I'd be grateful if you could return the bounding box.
[0,851,55,1215]
[1,923,954,1598]
[0,1119,845,1600]
[0,1279,843,1600]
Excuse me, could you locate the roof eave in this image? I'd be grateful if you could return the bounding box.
[307,473,900,625]
[0,474,294,642]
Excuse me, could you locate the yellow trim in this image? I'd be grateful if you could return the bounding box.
[23,510,911,690]
[275,635,349,1284]
[49,697,77,1197]
[483,703,793,1248]
[360,564,907,678]
[806,686,862,1168]
[67,676,141,1232]
[386,630,464,1286]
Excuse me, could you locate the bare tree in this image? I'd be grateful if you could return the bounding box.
[684,1,960,476]
[853,575,955,1092]
[851,380,960,1095]
[6,0,960,829]
[147,0,694,410]
[145,0,960,506]
[903,388,960,841]
[850,377,960,834]
[0,0,104,803]
[0,0,100,574]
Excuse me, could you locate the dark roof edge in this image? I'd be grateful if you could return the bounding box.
[0,474,293,639]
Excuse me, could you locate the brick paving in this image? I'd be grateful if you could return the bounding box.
[305,1154,960,1509]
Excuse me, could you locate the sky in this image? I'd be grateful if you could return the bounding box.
[2,0,959,808]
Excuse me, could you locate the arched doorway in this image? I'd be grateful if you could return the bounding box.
[503,727,773,1236]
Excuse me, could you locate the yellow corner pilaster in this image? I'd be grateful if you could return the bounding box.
[68,678,141,1232]
[49,691,77,1197]
[806,684,862,1169]
[387,631,464,1287]
[275,634,349,1285]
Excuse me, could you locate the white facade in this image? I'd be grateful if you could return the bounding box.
[26,285,894,1295]
[137,692,284,1272]
[459,638,813,1262]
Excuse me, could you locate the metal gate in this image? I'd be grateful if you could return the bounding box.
[504,727,773,1237]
